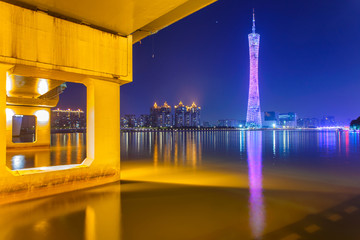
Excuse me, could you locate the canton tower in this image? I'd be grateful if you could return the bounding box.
[246,9,262,128]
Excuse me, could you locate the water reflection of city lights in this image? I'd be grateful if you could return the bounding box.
[345,131,349,157]
[272,130,276,157]
[246,131,265,239]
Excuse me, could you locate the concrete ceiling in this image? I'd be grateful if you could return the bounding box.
[6,0,216,42]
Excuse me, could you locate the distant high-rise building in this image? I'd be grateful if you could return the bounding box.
[124,114,137,127]
[297,117,319,128]
[310,118,319,128]
[217,119,242,128]
[174,101,187,127]
[160,102,172,127]
[188,102,201,127]
[150,102,172,127]
[297,118,308,128]
[246,9,262,128]
[120,117,128,128]
[203,121,211,128]
[321,116,336,127]
[278,112,297,128]
[217,120,226,127]
[185,110,191,126]
[262,111,278,128]
[174,101,201,127]
[150,102,161,127]
[136,101,202,128]
[138,114,150,127]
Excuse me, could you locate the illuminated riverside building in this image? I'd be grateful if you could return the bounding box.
[147,101,202,127]
[203,121,211,127]
[262,111,278,128]
[246,10,262,128]
[150,102,172,127]
[217,119,243,127]
[321,116,336,127]
[174,101,187,127]
[120,117,129,128]
[161,102,172,127]
[187,102,201,127]
[124,114,137,127]
[150,102,161,127]
[51,109,86,130]
[309,118,320,127]
[138,114,150,127]
[278,112,297,128]
[297,118,319,128]
[296,116,336,128]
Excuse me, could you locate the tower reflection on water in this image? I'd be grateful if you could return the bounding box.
[123,131,265,238]
[246,131,265,239]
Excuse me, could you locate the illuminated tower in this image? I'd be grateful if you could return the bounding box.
[246,9,262,128]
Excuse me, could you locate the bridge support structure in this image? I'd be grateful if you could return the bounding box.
[0,1,131,204]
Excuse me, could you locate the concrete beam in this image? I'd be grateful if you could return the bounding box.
[0,1,132,83]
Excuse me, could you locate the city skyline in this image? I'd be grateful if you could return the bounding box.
[119,0,360,123]
[3,1,360,239]
[121,101,201,128]
[121,103,343,128]
[57,0,360,123]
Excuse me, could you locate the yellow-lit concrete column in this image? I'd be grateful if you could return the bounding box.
[85,79,120,170]
[0,68,6,176]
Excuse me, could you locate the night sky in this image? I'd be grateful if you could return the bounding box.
[59,0,360,124]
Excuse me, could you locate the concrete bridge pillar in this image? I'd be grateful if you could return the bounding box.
[0,65,13,180]
[0,1,131,204]
[85,78,120,170]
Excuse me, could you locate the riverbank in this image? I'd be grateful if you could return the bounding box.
[120,127,347,132]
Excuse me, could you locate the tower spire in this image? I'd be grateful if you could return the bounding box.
[252,8,256,33]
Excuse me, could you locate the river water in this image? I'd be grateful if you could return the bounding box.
[2,130,360,240]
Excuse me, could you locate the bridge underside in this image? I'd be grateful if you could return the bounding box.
[0,0,216,204]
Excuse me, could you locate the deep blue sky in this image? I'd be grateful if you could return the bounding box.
[60,0,360,124]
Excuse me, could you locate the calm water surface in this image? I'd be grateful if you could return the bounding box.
[7,133,86,170]
[2,130,360,240]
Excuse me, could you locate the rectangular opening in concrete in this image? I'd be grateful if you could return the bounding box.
[6,77,87,172]
[50,82,87,167]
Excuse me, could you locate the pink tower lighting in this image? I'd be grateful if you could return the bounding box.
[246,9,262,128]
